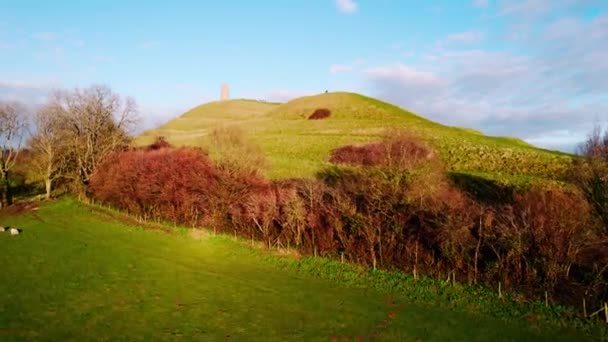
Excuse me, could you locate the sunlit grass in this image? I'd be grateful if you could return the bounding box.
[135,92,572,181]
[0,198,598,341]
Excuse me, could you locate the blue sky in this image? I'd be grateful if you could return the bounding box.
[1,0,607,151]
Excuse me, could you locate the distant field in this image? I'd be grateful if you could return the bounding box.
[136,92,571,183]
[0,199,596,341]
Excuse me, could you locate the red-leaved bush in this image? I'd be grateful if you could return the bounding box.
[90,147,220,225]
[308,108,331,120]
[147,136,172,150]
[329,135,433,169]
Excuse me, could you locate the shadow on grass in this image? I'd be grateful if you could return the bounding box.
[448,172,515,205]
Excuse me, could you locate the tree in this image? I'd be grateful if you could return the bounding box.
[207,126,266,177]
[569,123,608,231]
[0,101,27,207]
[28,101,71,200]
[52,85,138,196]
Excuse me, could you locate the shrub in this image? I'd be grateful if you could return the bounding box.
[147,136,172,150]
[319,149,476,277]
[568,124,608,232]
[308,108,331,120]
[329,134,433,170]
[207,126,267,177]
[90,147,220,225]
[485,186,601,303]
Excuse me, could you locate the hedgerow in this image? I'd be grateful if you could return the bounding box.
[90,135,608,320]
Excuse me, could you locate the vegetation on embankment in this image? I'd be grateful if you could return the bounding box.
[90,133,608,322]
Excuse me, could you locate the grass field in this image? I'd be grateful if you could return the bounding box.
[0,199,600,341]
[135,92,571,183]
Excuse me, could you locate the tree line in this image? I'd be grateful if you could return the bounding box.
[0,85,138,206]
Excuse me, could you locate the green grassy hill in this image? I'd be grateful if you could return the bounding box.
[0,199,597,341]
[136,92,571,182]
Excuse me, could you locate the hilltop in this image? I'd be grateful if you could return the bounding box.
[136,92,570,183]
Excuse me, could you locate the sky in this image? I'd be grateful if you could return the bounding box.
[1,0,607,152]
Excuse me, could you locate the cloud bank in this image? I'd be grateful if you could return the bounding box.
[362,9,608,151]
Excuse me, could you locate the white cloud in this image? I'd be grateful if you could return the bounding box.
[525,130,586,152]
[365,64,444,88]
[362,13,608,152]
[336,0,358,13]
[494,0,592,41]
[0,81,56,107]
[329,58,365,75]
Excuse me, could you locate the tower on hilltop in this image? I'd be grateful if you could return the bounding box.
[221,84,230,101]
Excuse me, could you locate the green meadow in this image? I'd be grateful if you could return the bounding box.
[136,92,571,184]
[0,199,599,341]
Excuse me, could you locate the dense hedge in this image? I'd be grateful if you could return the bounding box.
[90,137,608,314]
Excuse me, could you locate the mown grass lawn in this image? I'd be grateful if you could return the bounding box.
[0,199,596,341]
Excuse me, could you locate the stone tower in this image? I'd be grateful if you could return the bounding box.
[221,83,230,101]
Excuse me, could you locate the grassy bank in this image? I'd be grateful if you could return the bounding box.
[0,199,603,341]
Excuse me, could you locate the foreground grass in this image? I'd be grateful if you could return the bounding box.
[0,199,600,341]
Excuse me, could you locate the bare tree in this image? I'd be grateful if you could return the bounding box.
[28,100,72,199]
[52,85,139,197]
[0,101,27,206]
[570,123,608,230]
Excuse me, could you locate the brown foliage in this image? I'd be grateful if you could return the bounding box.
[47,85,138,197]
[208,126,266,177]
[488,188,600,296]
[90,147,220,225]
[147,136,172,150]
[329,135,433,170]
[568,124,608,231]
[308,108,331,120]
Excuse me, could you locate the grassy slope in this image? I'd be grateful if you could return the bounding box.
[0,199,596,341]
[136,92,571,182]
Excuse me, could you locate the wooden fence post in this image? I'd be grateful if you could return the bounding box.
[583,298,587,318]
